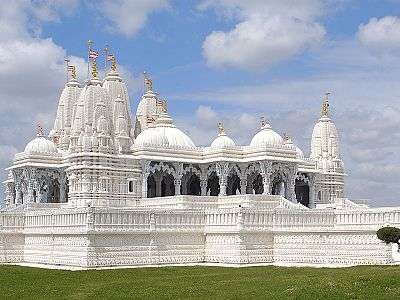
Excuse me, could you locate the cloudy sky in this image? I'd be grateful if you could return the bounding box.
[0,0,400,207]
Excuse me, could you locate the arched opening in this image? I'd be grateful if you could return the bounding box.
[161,173,175,196]
[33,190,37,203]
[50,179,60,203]
[227,173,241,195]
[184,173,201,196]
[147,174,156,198]
[271,174,285,196]
[295,179,310,207]
[248,173,264,194]
[65,178,69,202]
[207,171,220,196]
[12,187,16,204]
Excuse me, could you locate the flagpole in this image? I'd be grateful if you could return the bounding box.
[64,58,70,83]
[87,40,93,81]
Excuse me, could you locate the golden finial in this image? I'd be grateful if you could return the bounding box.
[36,122,44,137]
[261,117,266,127]
[71,66,77,79]
[283,132,289,141]
[321,92,331,117]
[91,59,98,78]
[143,71,153,92]
[218,122,225,135]
[111,55,117,72]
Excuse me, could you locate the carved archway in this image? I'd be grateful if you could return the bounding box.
[296,173,310,207]
[207,171,220,196]
[271,173,285,196]
[227,173,241,195]
[147,174,156,198]
[161,173,175,196]
[183,173,201,195]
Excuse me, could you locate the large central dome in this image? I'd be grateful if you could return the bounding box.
[134,112,195,148]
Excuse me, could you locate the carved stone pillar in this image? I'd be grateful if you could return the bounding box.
[199,165,208,196]
[141,160,150,198]
[200,178,207,196]
[260,161,272,195]
[262,176,270,195]
[142,174,148,198]
[60,173,66,203]
[4,182,14,206]
[240,177,247,195]
[308,174,316,208]
[219,177,227,196]
[15,183,22,205]
[174,179,182,196]
[287,165,297,202]
[216,162,229,196]
[173,162,183,196]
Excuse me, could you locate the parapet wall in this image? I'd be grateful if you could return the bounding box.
[0,203,399,268]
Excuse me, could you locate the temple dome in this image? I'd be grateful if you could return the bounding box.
[134,112,195,148]
[211,134,235,148]
[250,121,283,147]
[24,134,58,155]
[210,123,235,148]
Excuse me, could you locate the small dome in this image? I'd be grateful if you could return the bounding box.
[250,121,283,147]
[134,112,195,148]
[24,135,58,155]
[210,123,235,148]
[211,134,235,148]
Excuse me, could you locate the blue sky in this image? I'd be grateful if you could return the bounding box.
[1,0,400,206]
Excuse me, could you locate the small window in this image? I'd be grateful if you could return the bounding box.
[128,180,134,193]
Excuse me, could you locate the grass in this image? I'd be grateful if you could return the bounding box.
[0,265,399,299]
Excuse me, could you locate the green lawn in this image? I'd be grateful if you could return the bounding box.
[0,265,399,299]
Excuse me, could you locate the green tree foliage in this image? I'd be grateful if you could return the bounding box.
[376,227,400,245]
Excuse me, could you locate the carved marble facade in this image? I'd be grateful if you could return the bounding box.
[1,57,398,269]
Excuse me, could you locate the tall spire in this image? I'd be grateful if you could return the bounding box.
[321,92,331,117]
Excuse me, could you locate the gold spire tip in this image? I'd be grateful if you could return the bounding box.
[91,59,98,78]
[218,122,224,135]
[321,92,331,117]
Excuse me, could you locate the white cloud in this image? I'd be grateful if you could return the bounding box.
[358,16,400,54]
[97,0,169,37]
[200,0,327,70]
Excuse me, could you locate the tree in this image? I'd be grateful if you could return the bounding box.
[376,227,400,246]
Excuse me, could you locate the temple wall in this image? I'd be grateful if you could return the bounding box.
[273,231,393,266]
[0,205,399,268]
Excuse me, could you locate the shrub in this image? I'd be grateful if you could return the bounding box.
[376,227,400,245]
